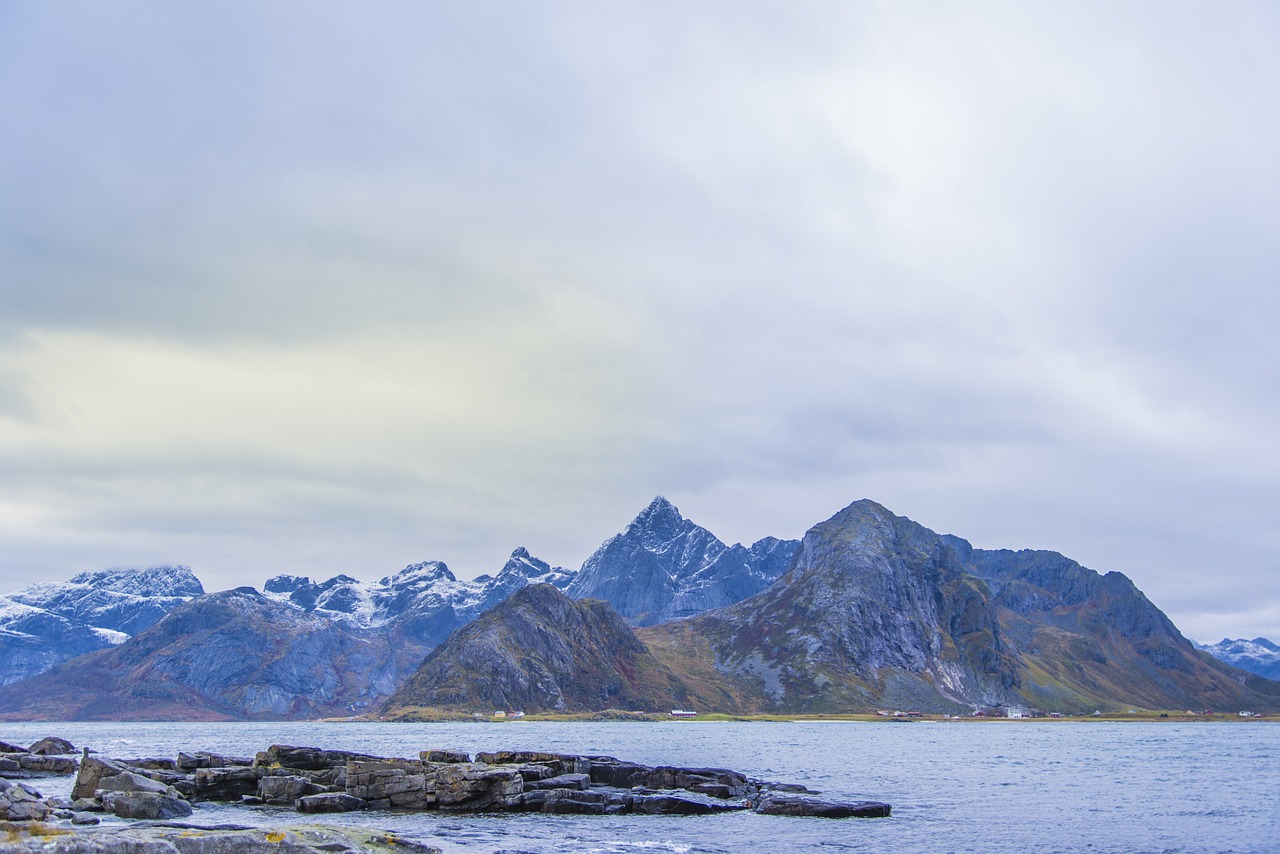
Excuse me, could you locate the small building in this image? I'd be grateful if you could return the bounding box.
[509,711,526,718]
[670,709,698,717]
[493,710,507,718]
[1006,707,1027,719]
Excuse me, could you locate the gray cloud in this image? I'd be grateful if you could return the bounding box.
[1,2,1277,641]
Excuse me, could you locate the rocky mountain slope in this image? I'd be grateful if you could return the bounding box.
[0,566,204,686]
[565,496,799,626]
[1198,637,1280,681]
[0,587,402,720]
[638,500,1280,713]
[383,584,698,714]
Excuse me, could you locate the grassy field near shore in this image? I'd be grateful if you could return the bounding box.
[374,707,1276,724]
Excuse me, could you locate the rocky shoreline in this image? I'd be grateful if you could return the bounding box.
[1,736,889,851]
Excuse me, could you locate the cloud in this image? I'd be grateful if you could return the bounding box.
[0,2,1277,640]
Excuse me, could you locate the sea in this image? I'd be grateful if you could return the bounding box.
[2,720,1276,853]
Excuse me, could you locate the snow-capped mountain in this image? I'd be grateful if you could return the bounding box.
[564,496,799,626]
[1198,637,1280,681]
[0,566,204,685]
[262,550,577,649]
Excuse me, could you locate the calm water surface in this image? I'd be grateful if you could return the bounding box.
[3,721,1276,853]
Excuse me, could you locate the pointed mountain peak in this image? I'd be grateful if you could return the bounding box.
[627,495,688,535]
[510,546,532,560]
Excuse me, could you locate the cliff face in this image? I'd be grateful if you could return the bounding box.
[384,584,693,714]
[565,497,799,626]
[0,588,400,720]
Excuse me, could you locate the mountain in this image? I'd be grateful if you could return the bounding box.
[0,588,401,720]
[0,567,204,685]
[1198,638,1280,681]
[638,500,1280,714]
[383,584,698,714]
[263,550,577,650]
[565,496,799,626]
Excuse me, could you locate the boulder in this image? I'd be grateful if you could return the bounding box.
[0,740,29,753]
[16,754,77,774]
[522,773,591,792]
[296,792,367,813]
[346,759,431,809]
[258,774,316,805]
[258,745,381,772]
[421,749,470,764]
[28,737,75,755]
[192,765,263,801]
[0,757,19,774]
[431,763,523,811]
[70,811,100,825]
[516,788,614,815]
[100,790,194,820]
[95,769,183,798]
[631,792,747,815]
[0,781,52,821]
[72,754,131,800]
[121,757,178,771]
[754,794,891,818]
[176,750,251,771]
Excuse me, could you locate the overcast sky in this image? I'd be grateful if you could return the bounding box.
[1,2,1277,643]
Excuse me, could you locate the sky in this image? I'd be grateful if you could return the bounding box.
[1,2,1277,643]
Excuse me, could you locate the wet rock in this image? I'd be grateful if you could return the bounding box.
[0,740,29,753]
[522,773,591,792]
[631,792,747,815]
[296,792,367,813]
[755,794,891,818]
[28,736,75,755]
[0,757,19,774]
[101,789,194,819]
[517,788,613,815]
[192,765,263,801]
[71,797,101,812]
[70,811,100,825]
[585,759,651,788]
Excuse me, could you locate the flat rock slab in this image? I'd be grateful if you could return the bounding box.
[297,792,367,813]
[0,822,442,853]
[756,794,891,818]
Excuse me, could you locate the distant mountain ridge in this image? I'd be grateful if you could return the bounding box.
[1198,638,1280,681]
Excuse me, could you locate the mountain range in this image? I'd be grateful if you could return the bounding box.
[1,497,1276,719]
[1196,638,1280,681]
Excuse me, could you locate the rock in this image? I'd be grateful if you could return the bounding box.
[259,774,316,805]
[72,754,131,800]
[16,753,77,774]
[100,789,194,819]
[176,750,251,771]
[296,792,367,813]
[516,788,614,815]
[241,794,264,805]
[0,823,443,852]
[346,759,431,809]
[631,792,746,815]
[431,763,524,810]
[192,765,263,801]
[0,781,53,821]
[259,745,382,772]
[95,769,183,798]
[121,757,178,771]
[71,797,101,811]
[0,740,29,753]
[421,749,469,764]
[755,794,891,818]
[522,773,591,792]
[586,759,652,788]
[28,736,75,755]
[70,811,100,824]
[0,757,19,774]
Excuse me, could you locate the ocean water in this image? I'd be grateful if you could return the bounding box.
[2,721,1276,853]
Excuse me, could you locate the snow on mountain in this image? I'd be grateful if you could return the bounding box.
[1198,637,1280,681]
[0,566,204,685]
[564,496,799,626]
